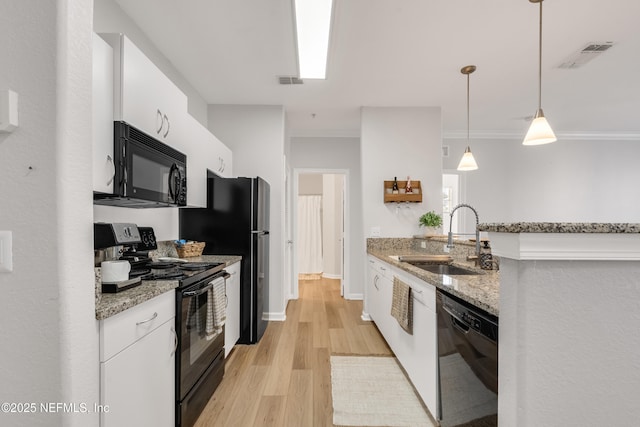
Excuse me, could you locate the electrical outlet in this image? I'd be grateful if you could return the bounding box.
[371,226,381,237]
[0,230,13,273]
[443,245,450,253]
[420,241,427,249]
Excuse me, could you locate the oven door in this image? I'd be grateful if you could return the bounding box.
[177,275,225,400]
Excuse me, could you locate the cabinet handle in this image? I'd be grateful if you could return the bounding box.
[136,312,158,325]
[380,266,386,271]
[369,260,374,264]
[156,109,163,134]
[163,114,170,138]
[171,326,178,355]
[374,275,379,290]
[105,155,115,186]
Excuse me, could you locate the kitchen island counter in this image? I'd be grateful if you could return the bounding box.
[95,255,242,320]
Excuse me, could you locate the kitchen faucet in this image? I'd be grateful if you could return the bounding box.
[447,203,481,265]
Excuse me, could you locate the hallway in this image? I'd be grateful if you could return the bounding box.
[194,278,392,426]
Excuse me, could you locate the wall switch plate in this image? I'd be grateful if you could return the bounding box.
[443,245,450,253]
[420,241,427,248]
[0,231,13,272]
[371,226,381,237]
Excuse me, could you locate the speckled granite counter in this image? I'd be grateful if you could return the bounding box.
[367,238,499,316]
[95,255,242,320]
[478,222,640,233]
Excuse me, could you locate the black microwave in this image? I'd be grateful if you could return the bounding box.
[94,121,187,208]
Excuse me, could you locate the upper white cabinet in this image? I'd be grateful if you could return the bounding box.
[99,33,187,147]
[180,114,234,207]
[92,33,115,194]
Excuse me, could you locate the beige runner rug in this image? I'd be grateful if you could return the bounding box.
[330,356,435,427]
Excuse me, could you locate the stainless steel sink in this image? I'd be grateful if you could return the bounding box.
[407,262,480,276]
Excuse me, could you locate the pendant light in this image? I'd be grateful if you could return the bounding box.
[523,0,556,145]
[457,65,479,171]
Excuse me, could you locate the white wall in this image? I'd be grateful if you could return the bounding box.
[0,1,98,426]
[361,107,443,238]
[208,105,286,319]
[322,174,344,279]
[289,137,363,298]
[444,137,640,224]
[94,0,209,125]
[298,174,323,195]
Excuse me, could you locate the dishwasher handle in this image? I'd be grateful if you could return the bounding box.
[442,304,470,334]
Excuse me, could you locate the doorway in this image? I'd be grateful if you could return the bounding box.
[292,169,349,300]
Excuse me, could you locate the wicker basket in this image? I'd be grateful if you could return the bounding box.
[175,241,206,258]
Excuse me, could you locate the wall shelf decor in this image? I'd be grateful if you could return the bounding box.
[384,180,422,203]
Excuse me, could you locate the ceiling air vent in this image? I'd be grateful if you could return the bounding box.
[278,76,304,85]
[557,42,615,69]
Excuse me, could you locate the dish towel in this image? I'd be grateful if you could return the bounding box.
[391,276,413,335]
[206,278,227,340]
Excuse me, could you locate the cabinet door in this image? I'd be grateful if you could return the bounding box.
[210,136,233,178]
[224,262,241,357]
[101,319,176,427]
[101,33,188,148]
[92,33,115,194]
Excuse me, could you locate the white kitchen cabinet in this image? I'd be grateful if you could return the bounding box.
[179,114,234,207]
[99,33,187,148]
[99,291,176,427]
[224,261,241,357]
[92,33,115,194]
[366,256,438,419]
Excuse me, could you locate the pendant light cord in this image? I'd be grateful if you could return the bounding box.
[467,72,470,142]
[537,0,543,110]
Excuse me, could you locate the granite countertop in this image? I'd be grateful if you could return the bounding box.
[478,222,640,233]
[95,255,242,320]
[367,249,500,316]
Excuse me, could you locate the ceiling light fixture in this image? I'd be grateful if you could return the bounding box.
[457,65,479,171]
[293,0,334,79]
[523,0,556,145]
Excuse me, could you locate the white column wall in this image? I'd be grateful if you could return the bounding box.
[0,1,98,426]
[208,105,286,319]
[361,107,443,238]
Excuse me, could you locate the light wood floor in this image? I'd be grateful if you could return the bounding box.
[194,278,393,427]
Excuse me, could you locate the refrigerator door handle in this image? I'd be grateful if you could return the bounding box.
[251,230,269,235]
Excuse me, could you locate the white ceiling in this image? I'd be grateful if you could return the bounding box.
[115,0,640,139]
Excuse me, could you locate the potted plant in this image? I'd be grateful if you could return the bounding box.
[419,211,443,235]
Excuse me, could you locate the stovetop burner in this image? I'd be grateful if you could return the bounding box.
[128,261,226,287]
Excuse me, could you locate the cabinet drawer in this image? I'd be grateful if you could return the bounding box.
[100,291,175,362]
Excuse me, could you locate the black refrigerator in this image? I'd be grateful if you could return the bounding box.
[179,175,269,344]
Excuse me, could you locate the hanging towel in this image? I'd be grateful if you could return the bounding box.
[391,276,413,335]
[205,288,215,340]
[206,278,227,340]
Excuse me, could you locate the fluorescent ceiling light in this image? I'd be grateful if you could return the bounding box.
[294,0,333,79]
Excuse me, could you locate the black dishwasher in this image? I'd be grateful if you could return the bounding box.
[436,290,498,427]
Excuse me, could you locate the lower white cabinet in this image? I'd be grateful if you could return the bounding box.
[366,256,438,419]
[224,261,241,357]
[99,291,176,427]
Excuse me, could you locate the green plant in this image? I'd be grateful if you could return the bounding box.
[418,211,442,228]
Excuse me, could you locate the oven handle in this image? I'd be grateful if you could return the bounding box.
[170,326,178,356]
[183,282,214,297]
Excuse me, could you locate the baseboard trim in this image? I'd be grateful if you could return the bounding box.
[263,312,286,321]
[321,273,342,280]
[344,292,363,301]
[361,311,372,321]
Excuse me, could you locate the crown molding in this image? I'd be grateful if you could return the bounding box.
[443,130,640,141]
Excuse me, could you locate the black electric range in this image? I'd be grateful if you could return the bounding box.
[128,259,226,289]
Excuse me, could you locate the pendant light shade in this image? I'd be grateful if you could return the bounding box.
[457,65,479,171]
[523,0,556,145]
[523,109,556,145]
[458,146,478,171]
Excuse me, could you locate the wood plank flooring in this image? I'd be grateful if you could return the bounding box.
[194,278,393,426]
